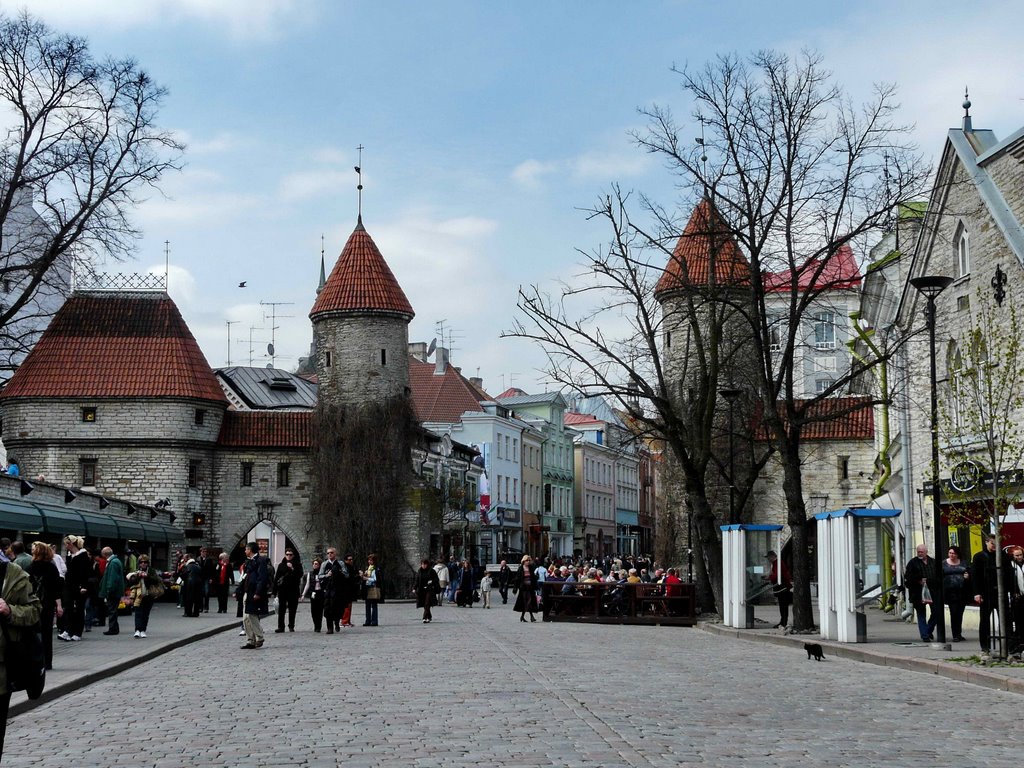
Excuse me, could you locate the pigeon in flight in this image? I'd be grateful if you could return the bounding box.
[238,281,247,288]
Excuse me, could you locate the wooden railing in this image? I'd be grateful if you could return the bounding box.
[539,580,696,626]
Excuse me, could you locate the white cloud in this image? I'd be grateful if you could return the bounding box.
[144,263,197,306]
[511,149,651,190]
[17,0,312,41]
[278,168,351,203]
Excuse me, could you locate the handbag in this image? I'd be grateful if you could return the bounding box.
[921,583,933,604]
[366,586,382,601]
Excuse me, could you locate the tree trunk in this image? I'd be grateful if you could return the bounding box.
[686,482,723,615]
[780,440,814,630]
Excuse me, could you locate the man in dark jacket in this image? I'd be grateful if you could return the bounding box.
[275,548,302,633]
[497,560,511,605]
[904,545,940,642]
[319,547,343,634]
[242,542,269,649]
[198,547,216,613]
[972,534,1006,654]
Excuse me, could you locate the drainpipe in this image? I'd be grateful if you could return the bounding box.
[849,311,891,497]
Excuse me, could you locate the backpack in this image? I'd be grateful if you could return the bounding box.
[0,562,46,699]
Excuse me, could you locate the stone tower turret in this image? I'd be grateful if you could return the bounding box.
[309,216,415,406]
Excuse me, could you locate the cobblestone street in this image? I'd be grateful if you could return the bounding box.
[8,603,1019,767]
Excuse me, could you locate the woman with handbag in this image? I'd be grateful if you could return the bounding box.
[414,558,441,623]
[126,554,164,638]
[361,554,382,626]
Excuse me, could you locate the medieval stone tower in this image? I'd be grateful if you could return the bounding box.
[309,215,415,404]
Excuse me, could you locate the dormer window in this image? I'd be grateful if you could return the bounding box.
[956,225,970,278]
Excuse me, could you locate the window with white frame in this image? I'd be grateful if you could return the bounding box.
[815,377,834,394]
[813,311,836,350]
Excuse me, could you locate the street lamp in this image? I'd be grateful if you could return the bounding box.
[719,387,743,525]
[910,274,954,650]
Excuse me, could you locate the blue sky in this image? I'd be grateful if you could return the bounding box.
[14,0,1024,393]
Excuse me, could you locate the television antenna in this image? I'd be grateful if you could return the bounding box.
[260,301,294,368]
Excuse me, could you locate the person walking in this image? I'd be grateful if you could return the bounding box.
[28,541,62,669]
[513,555,538,622]
[414,558,441,623]
[59,535,90,642]
[301,558,325,632]
[972,534,1005,655]
[274,548,302,633]
[455,559,475,607]
[241,542,269,649]
[319,548,343,634]
[479,571,493,608]
[905,544,941,643]
[214,553,234,613]
[943,546,970,643]
[497,560,511,604]
[361,554,382,626]
[126,554,164,638]
[433,559,449,609]
[0,558,41,758]
[97,547,125,636]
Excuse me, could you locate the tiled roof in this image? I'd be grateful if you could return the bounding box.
[309,218,414,319]
[564,411,601,426]
[655,199,750,296]
[757,397,874,442]
[495,387,528,400]
[0,293,226,402]
[217,411,312,448]
[764,244,861,293]
[409,357,485,423]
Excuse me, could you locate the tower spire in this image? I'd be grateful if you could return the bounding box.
[317,233,326,295]
[962,87,973,133]
[354,144,365,228]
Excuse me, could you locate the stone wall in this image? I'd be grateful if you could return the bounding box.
[312,314,410,406]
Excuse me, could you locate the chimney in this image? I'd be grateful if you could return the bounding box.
[434,347,449,376]
[408,341,428,362]
[470,376,483,390]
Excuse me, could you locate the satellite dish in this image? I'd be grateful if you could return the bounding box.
[267,343,275,356]
[427,338,437,357]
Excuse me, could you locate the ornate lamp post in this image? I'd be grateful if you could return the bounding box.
[719,388,743,525]
[910,274,954,650]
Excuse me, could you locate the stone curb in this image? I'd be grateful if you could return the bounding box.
[698,621,1024,696]
[9,620,241,718]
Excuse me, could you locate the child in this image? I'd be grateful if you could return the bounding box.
[479,572,493,608]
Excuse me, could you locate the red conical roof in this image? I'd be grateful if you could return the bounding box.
[655,199,750,297]
[309,218,414,320]
[0,293,226,402]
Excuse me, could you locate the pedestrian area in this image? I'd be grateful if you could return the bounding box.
[5,601,1022,767]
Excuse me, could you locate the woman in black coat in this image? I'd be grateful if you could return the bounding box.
[414,558,441,623]
[512,555,537,622]
[29,541,63,669]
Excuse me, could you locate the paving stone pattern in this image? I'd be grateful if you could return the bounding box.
[6,603,1019,767]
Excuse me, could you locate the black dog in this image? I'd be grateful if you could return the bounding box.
[804,642,825,661]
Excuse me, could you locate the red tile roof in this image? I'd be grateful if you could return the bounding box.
[495,387,528,400]
[655,199,750,296]
[564,411,602,426]
[217,411,312,448]
[309,218,414,320]
[0,293,226,402]
[409,357,485,423]
[757,397,874,442]
[764,244,861,293]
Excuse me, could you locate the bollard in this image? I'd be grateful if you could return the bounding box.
[856,611,867,643]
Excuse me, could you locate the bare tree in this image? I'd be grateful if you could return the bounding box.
[0,11,183,375]
[509,187,770,612]
[635,51,929,629]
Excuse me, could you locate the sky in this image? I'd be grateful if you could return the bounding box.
[11,0,1024,394]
